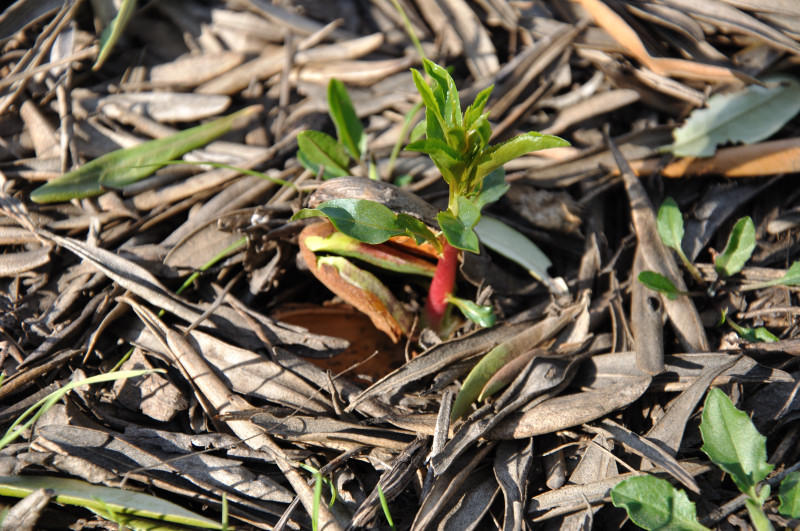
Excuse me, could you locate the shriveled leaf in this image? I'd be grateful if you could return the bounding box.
[293,199,409,244]
[657,197,685,253]
[447,295,496,328]
[438,211,479,254]
[700,388,774,496]
[779,471,800,518]
[662,74,800,157]
[296,130,351,178]
[0,476,221,529]
[328,78,365,160]
[611,475,709,531]
[93,0,136,70]
[30,106,259,203]
[714,217,756,277]
[474,216,553,285]
[473,132,569,182]
[638,271,680,300]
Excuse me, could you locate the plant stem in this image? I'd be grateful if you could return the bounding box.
[426,241,459,330]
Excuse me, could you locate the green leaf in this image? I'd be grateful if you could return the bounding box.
[464,85,493,129]
[396,213,439,249]
[328,78,365,160]
[726,318,779,343]
[714,217,756,277]
[422,59,459,124]
[30,106,259,203]
[611,475,710,531]
[769,261,800,287]
[657,197,685,252]
[474,168,508,209]
[409,119,427,142]
[456,196,481,228]
[474,216,553,285]
[451,340,518,420]
[446,295,496,328]
[405,138,462,161]
[438,211,479,254]
[661,74,800,157]
[700,388,774,496]
[473,132,569,183]
[296,130,351,178]
[292,199,409,244]
[638,271,681,300]
[0,476,221,529]
[411,68,444,130]
[779,471,800,518]
[94,0,137,70]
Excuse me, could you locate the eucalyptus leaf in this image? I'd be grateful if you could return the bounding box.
[662,74,800,158]
[292,199,408,244]
[94,0,136,70]
[779,471,800,518]
[714,217,756,277]
[30,106,259,203]
[657,198,685,253]
[296,130,351,178]
[700,388,774,496]
[611,475,709,531]
[328,79,365,160]
[0,476,221,529]
[638,271,680,300]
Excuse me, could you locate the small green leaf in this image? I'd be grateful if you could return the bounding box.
[779,471,800,518]
[292,199,408,244]
[94,0,137,70]
[30,106,259,203]
[328,79,365,160]
[451,340,517,420]
[770,261,800,286]
[464,85,493,129]
[661,74,800,158]
[438,211,479,254]
[446,295,496,328]
[396,213,439,249]
[726,318,779,343]
[473,132,569,183]
[714,217,756,277]
[474,168,509,209]
[638,271,681,300]
[611,475,710,531]
[657,198,685,253]
[700,388,774,496]
[296,130,351,178]
[411,68,444,129]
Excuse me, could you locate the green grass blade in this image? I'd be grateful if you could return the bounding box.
[93,0,137,70]
[30,106,260,203]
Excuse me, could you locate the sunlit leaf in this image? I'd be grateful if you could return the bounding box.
[474,132,569,182]
[662,74,800,157]
[714,217,756,277]
[0,476,222,529]
[411,68,444,129]
[396,213,439,249]
[464,85,493,129]
[611,476,709,531]
[779,471,800,518]
[94,0,137,70]
[474,216,553,284]
[296,130,351,178]
[657,197,685,252]
[638,271,681,300]
[328,78,365,160]
[293,199,410,244]
[446,295,495,328]
[451,339,519,420]
[700,388,774,496]
[726,317,778,343]
[30,106,259,203]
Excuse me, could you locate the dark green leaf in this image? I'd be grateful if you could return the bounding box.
[456,196,481,229]
[30,106,259,203]
[473,132,569,182]
[292,199,407,244]
[638,271,681,300]
[726,318,779,343]
[474,168,508,209]
[296,130,351,178]
[328,79,365,160]
[657,197,685,252]
[714,217,756,277]
[611,476,710,531]
[779,471,800,518]
[438,211,479,254]
[446,295,496,328]
[396,213,439,248]
[700,388,774,496]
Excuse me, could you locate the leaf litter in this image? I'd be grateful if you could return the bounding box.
[1,1,800,529]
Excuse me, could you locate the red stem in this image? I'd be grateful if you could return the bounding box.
[425,241,459,330]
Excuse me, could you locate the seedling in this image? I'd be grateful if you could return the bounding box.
[612,387,800,530]
[293,59,568,333]
[638,197,793,343]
